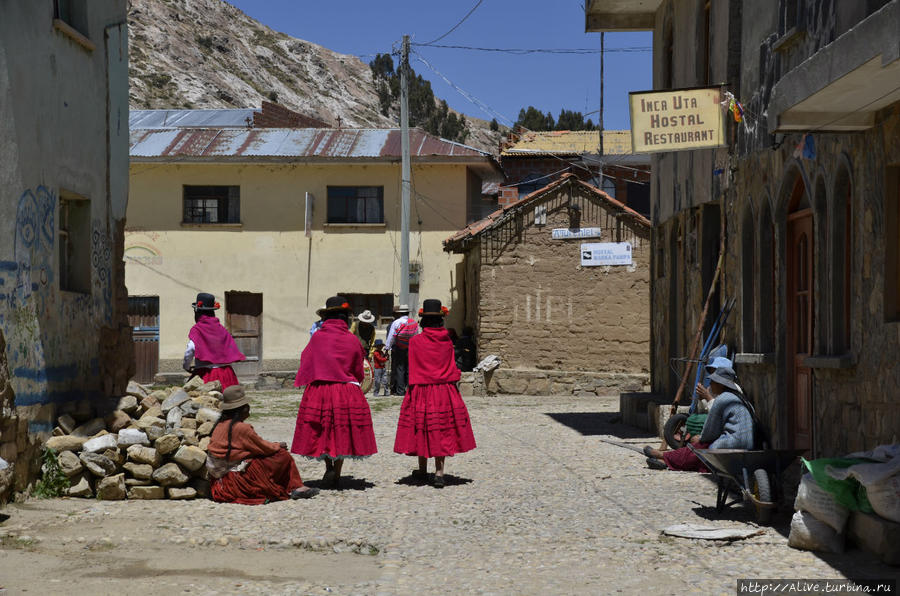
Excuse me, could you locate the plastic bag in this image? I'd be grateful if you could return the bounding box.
[794,473,849,532]
[788,510,844,553]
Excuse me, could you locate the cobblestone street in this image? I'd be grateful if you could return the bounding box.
[0,392,894,595]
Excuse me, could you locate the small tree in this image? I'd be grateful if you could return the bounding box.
[489,118,499,132]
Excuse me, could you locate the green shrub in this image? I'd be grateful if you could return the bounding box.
[33,448,70,499]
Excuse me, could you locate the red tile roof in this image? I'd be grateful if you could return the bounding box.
[444,173,651,252]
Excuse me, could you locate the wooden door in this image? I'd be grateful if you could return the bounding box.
[225,291,262,377]
[787,209,813,451]
[128,296,159,384]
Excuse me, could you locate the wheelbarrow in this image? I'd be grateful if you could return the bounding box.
[689,446,805,524]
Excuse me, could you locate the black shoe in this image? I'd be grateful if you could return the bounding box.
[411,469,428,483]
[291,487,319,499]
[646,457,667,470]
[642,446,658,458]
[433,475,445,488]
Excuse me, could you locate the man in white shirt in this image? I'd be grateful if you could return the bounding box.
[385,304,413,395]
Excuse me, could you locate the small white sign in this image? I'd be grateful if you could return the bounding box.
[581,242,632,266]
[552,227,602,240]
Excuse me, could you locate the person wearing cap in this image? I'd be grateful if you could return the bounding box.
[207,385,319,503]
[385,304,416,395]
[371,339,389,397]
[183,293,246,390]
[393,299,476,488]
[644,364,755,471]
[350,310,377,357]
[291,296,378,488]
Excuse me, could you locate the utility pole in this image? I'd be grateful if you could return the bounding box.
[399,35,411,308]
[599,32,605,158]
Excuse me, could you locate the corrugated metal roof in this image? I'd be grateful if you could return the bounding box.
[129,127,491,160]
[501,130,633,156]
[130,109,258,129]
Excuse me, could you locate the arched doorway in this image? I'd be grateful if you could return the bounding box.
[786,179,813,451]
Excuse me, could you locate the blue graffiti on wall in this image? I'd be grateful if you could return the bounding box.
[0,186,97,407]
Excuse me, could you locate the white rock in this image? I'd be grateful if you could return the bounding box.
[166,407,183,431]
[183,376,204,391]
[195,408,221,425]
[128,485,164,499]
[117,429,149,447]
[67,475,93,497]
[82,434,119,454]
[167,486,197,500]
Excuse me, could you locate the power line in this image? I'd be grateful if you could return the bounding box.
[412,43,651,54]
[421,0,484,46]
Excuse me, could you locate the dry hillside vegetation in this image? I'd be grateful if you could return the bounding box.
[128,0,500,152]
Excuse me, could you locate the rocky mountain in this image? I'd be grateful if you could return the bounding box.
[127,0,500,153]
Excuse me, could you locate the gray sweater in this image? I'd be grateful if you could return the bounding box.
[699,391,754,450]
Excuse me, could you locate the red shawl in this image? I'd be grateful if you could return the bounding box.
[188,316,246,365]
[408,326,461,385]
[294,319,365,387]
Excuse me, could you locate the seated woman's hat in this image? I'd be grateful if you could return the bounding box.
[317,295,351,317]
[193,292,219,312]
[221,385,250,410]
[707,367,741,393]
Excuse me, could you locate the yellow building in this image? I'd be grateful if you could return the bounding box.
[126,110,501,382]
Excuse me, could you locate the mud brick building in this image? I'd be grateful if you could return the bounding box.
[445,174,651,394]
[0,0,133,498]
[586,0,900,456]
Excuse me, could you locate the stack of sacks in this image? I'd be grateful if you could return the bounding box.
[43,376,224,500]
[788,473,848,553]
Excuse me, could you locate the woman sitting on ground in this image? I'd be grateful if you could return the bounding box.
[207,385,319,504]
[644,365,754,472]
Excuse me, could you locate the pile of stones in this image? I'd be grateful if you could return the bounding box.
[43,377,224,500]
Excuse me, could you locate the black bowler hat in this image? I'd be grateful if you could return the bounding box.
[316,295,351,317]
[192,292,219,312]
[418,298,448,317]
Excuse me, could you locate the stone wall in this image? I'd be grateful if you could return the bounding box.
[473,183,651,375]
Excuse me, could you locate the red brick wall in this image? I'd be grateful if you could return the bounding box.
[253,101,329,128]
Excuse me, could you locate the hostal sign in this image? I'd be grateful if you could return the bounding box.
[629,87,725,154]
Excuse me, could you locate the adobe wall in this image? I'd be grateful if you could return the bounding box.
[475,186,651,374]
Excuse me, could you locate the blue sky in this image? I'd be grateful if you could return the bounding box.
[225,1,652,130]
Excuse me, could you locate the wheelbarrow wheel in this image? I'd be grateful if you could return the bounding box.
[664,413,689,450]
[752,468,773,524]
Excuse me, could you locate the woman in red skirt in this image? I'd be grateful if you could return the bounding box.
[291,296,378,488]
[394,299,476,488]
[183,292,245,389]
[207,385,319,504]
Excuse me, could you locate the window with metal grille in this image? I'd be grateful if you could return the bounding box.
[327,186,384,224]
[183,186,240,224]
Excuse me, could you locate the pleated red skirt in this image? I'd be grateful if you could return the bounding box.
[201,366,240,390]
[210,449,304,505]
[291,381,378,459]
[393,382,476,458]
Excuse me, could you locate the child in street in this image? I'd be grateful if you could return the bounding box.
[183,292,246,389]
[371,339,389,397]
[393,299,476,488]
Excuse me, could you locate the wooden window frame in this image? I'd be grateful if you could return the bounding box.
[182,185,241,225]
[326,186,384,224]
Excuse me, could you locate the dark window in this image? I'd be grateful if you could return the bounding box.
[778,0,802,35]
[327,186,384,224]
[54,0,89,38]
[885,165,900,321]
[183,186,240,224]
[59,193,91,293]
[341,293,394,326]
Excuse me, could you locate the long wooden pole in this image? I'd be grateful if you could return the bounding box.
[670,206,727,415]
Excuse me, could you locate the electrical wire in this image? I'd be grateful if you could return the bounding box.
[412,43,651,54]
[420,0,484,46]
